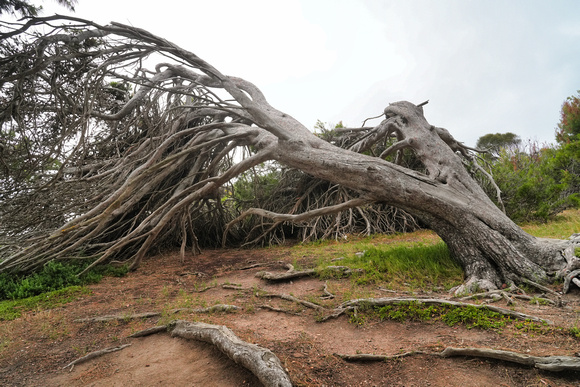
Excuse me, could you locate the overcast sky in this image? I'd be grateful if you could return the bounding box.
[40,0,580,147]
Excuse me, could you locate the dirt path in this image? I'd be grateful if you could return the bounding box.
[2,247,580,386]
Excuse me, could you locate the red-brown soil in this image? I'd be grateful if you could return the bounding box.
[1,244,580,386]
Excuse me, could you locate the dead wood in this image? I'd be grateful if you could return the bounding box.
[256,268,316,281]
[336,351,424,362]
[222,284,245,290]
[258,304,302,315]
[74,312,160,323]
[439,347,580,372]
[63,344,131,369]
[127,325,168,338]
[563,269,580,294]
[321,281,335,300]
[240,263,271,270]
[260,293,325,311]
[1,16,578,295]
[256,264,356,282]
[191,284,217,293]
[168,320,292,387]
[461,290,557,306]
[170,304,240,314]
[336,347,580,372]
[75,305,239,323]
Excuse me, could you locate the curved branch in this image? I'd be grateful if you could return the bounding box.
[222,198,371,247]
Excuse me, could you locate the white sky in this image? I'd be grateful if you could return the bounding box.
[39,0,580,146]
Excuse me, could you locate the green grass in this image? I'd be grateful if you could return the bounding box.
[0,286,90,321]
[318,242,463,290]
[0,261,128,301]
[349,301,510,331]
[521,208,580,239]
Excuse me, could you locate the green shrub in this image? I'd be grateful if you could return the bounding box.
[0,261,127,301]
[487,141,580,223]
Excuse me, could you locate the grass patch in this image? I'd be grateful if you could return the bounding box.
[521,208,580,239]
[319,242,463,290]
[347,302,580,337]
[0,286,90,321]
[0,261,128,301]
[349,301,509,331]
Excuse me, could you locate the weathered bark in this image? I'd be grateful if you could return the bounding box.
[0,16,578,292]
[337,348,580,372]
[169,320,293,387]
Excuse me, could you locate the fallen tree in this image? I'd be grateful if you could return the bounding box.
[0,16,579,293]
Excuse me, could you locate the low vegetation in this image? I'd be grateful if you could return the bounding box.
[0,261,128,320]
[348,301,510,331]
[0,286,90,321]
[0,261,128,301]
[319,242,462,290]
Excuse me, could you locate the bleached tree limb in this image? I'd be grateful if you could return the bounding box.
[169,320,292,387]
[337,347,580,372]
[63,344,131,369]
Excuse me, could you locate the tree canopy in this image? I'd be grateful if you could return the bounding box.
[556,90,580,144]
[0,0,76,16]
[475,132,521,157]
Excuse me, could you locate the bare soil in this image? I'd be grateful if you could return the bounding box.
[1,242,580,386]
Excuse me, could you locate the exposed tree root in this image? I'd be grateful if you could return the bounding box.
[378,287,412,295]
[260,293,325,311]
[221,286,554,326]
[256,267,316,282]
[256,263,357,282]
[460,290,557,306]
[74,312,161,323]
[191,284,218,293]
[336,347,580,372]
[563,269,580,294]
[258,304,302,315]
[170,304,240,314]
[240,262,272,270]
[321,281,335,300]
[222,283,245,290]
[63,344,131,370]
[336,351,425,362]
[74,305,239,323]
[128,325,168,338]
[123,320,293,385]
[168,320,292,387]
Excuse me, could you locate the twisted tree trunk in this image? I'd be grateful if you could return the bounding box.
[0,16,578,292]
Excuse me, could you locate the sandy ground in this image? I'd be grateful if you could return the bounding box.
[2,243,580,386]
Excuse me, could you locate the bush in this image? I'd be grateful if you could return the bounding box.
[0,260,127,301]
[487,141,580,222]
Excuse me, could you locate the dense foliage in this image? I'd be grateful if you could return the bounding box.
[476,132,521,158]
[489,142,579,222]
[0,260,127,300]
[478,92,580,222]
[556,90,580,144]
[0,0,75,17]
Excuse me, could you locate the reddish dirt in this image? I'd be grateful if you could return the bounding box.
[1,246,580,386]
